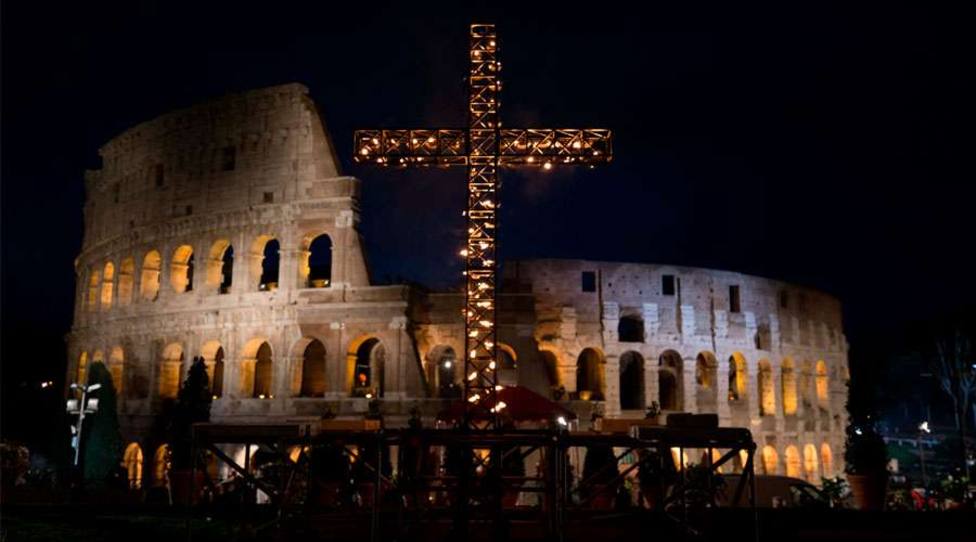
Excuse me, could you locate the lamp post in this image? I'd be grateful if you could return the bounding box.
[918,421,931,490]
[66,382,102,466]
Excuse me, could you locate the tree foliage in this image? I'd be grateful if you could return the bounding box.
[167,357,212,470]
[82,362,122,484]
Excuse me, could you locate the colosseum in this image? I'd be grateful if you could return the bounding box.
[69,83,849,488]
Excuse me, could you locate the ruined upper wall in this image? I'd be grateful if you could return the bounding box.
[81,83,343,251]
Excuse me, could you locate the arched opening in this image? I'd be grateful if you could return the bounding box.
[497,343,517,370]
[159,343,183,399]
[248,235,280,291]
[300,339,327,397]
[575,348,604,400]
[118,257,135,306]
[87,268,100,311]
[815,360,829,403]
[803,444,819,483]
[781,358,798,415]
[153,444,171,487]
[761,445,779,475]
[728,352,748,403]
[123,443,144,489]
[101,262,115,310]
[820,443,833,477]
[253,342,273,398]
[540,350,560,390]
[758,359,775,416]
[695,352,718,412]
[617,315,644,343]
[76,352,89,385]
[658,350,683,411]
[206,240,233,294]
[349,337,384,397]
[140,250,161,301]
[201,341,224,398]
[619,351,645,410]
[109,346,124,395]
[305,234,333,288]
[169,245,194,293]
[784,445,801,478]
[428,345,459,398]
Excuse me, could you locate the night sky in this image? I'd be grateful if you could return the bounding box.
[2,2,973,445]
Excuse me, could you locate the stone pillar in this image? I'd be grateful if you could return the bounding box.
[328,322,347,398]
[239,358,257,397]
[278,247,302,291]
[601,302,619,344]
[604,353,620,416]
[389,317,408,399]
[680,305,696,337]
[642,303,660,337]
[717,364,731,426]
[682,358,698,413]
[644,361,658,412]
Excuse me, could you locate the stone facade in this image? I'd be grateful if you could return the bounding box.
[69,84,849,486]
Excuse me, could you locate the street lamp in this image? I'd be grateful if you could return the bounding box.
[66,382,102,466]
[918,420,931,490]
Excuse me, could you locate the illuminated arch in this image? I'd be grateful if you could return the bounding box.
[658,350,683,411]
[497,343,517,370]
[140,250,161,301]
[153,444,171,487]
[803,444,819,483]
[617,314,644,342]
[118,257,135,306]
[784,445,801,478]
[539,349,561,389]
[299,339,327,397]
[87,267,100,311]
[159,343,183,399]
[758,359,775,416]
[821,443,833,478]
[100,261,115,310]
[781,357,798,415]
[109,346,124,394]
[253,342,274,398]
[761,445,779,475]
[815,360,829,402]
[728,352,748,402]
[249,235,280,291]
[695,352,718,412]
[619,351,645,410]
[302,233,333,288]
[123,443,143,489]
[201,340,224,398]
[347,336,384,397]
[206,239,233,294]
[575,348,605,400]
[169,245,194,293]
[427,345,459,398]
[76,351,89,385]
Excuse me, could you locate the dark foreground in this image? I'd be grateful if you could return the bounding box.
[3,505,975,542]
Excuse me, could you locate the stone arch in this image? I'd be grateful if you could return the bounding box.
[695,352,718,412]
[140,250,162,301]
[728,352,748,402]
[153,444,171,487]
[251,235,280,291]
[784,445,801,478]
[118,257,135,306]
[497,343,517,370]
[159,343,183,399]
[76,351,89,385]
[347,336,385,397]
[658,350,683,411]
[619,351,645,410]
[123,442,144,489]
[798,360,814,409]
[758,359,775,416]
[815,360,829,403]
[200,340,224,398]
[87,267,101,311]
[820,443,833,478]
[303,233,333,288]
[299,339,327,397]
[617,314,644,343]
[206,239,234,294]
[575,348,605,400]
[253,342,274,398]
[427,345,459,398]
[109,346,124,395]
[169,244,194,293]
[803,443,819,483]
[781,357,798,415]
[761,445,780,475]
[100,261,115,310]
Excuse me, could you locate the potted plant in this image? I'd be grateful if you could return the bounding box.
[582,444,617,509]
[844,423,890,510]
[167,357,212,506]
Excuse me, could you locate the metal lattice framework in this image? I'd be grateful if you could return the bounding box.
[354,24,612,428]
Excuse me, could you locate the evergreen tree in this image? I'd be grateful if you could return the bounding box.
[168,357,212,470]
[82,362,122,484]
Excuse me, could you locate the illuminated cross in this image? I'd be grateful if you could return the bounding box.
[354,24,612,429]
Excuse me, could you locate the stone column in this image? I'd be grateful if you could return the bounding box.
[604,353,620,416]
[328,322,347,399]
[682,358,698,413]
[278,246,302,291]
[389,317,408,400]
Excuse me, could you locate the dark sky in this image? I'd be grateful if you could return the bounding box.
[2,2,973,441]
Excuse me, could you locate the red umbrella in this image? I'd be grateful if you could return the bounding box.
[438,386,577,423]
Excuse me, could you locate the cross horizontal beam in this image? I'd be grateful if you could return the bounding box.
[353,128,612,167]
